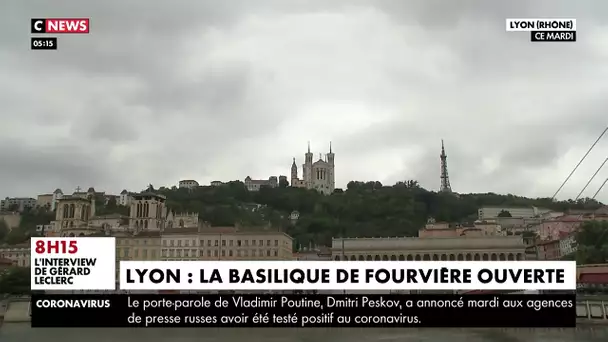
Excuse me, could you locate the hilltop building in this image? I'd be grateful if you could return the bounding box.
[291,142,335,195]
[244,176,278,191]
[0,197,36,212]
[179,180,199,189]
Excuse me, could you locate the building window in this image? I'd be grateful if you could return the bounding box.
[222,240,226,246]
[274,240,278,246]
[221,250,226,257]
[267,240,271,246]
[274,250,278,257]
[229,250,233,257]
[259,240,263,246]
[213,250,218,257]
[267,250,271,257]
[252,240,256,246]
[207,250,211,257]
[237,240,241,246]
[185,240,189,247]
[214,240,218,246]
[244,240,249,246]
[252,250,256,257]
[177,240,182,247]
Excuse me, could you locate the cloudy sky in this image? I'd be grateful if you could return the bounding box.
[2,0,607,202]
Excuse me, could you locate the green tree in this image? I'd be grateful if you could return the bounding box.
[0,219,9,241]
[4,227,30,245]
[279,178,289,188]
[575,220,608,264]
[0,267,30,295]
[497,210,512,217]
[149,181,603,247]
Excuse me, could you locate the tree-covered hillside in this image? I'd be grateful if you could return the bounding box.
[151,181,603,248]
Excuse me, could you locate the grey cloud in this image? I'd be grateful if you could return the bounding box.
[0,0,607,203]
[0,142,110,196]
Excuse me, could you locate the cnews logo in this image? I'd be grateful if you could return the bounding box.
[31,18,90,34]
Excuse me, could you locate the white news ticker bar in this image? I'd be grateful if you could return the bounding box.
[119,261,577,291]
[506,18,577,32]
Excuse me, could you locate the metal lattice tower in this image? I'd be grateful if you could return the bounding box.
[440,140,452,193]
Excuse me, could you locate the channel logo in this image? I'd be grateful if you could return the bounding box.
[31,18,90,34]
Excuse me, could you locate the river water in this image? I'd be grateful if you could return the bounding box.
[1,324,606,342]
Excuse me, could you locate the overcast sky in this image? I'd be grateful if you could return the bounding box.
[1,0,607,203]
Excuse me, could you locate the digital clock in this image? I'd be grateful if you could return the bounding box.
[31,37,57,50]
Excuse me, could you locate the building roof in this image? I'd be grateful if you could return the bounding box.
[132,192,166,200]
[120,189,128,194]
[57,196,91,202]
[92,214,128,219]
[579,273,608,284]
[535,238,560,246]
[163,227,199,235]
[54,188,63,194]
[134,231,161,238]
[0,257,14,265]
[546,215,583,222]
[595,206,608,215]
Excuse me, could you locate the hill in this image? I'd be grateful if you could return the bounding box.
[152,181,603,248]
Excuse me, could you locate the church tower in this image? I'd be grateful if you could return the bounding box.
[129,192,167,232]
[290,158,298,185]
[303,141,313,187]
[326,142,335,191]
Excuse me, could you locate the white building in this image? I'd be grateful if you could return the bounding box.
[291,142,335,195]
[478,206,550,220]
[35,224,53,235]
[244,176,278,191]
[179,180,199,189]
[559,232,577,257]
[161,228,201,260]
[0,197,37,212]
[119,190,132,206]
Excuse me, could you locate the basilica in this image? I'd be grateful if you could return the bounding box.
[291,142,335,195]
